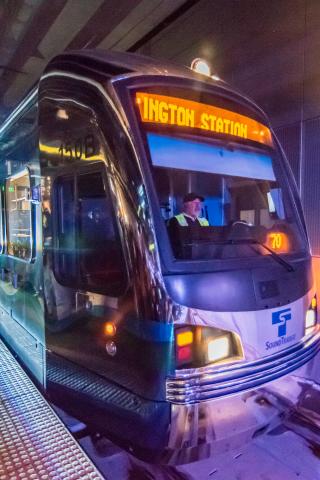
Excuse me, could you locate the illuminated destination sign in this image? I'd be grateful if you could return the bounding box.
[136,92,273,147]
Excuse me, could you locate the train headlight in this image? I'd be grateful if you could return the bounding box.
[305,295,317,335]
[207,335,230,363]
[175,325,244,369]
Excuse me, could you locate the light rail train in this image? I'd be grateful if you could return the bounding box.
[0,50,319,463]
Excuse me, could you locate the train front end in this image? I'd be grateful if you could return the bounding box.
[118,74,320,460]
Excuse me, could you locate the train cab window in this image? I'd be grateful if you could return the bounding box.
[146,133,305,260]
[6,170,32,260]
[54,169,126,296]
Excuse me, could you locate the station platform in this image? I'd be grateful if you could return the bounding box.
[0,338,103,479]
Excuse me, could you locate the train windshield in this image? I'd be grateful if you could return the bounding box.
[133,90,306,262]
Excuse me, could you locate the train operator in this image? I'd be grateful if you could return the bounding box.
[167,192,209,257]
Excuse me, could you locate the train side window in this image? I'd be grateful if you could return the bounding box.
[54,169,126,296]
[6,170,32,261]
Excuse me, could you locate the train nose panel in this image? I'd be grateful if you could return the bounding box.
[174,292,312,360]
[166,330,320,404]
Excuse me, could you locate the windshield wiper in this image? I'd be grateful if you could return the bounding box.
[182,238,295,272]
[226,238,294,272]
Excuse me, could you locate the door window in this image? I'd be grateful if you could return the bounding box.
[6,170,32,260]
[54,169,126,296]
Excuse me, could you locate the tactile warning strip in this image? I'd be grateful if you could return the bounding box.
[0,339,103,479]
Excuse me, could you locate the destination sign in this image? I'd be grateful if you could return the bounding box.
[266,232,290,253]
[136,92,273,147]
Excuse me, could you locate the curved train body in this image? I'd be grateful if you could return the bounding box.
[0,50,319,463]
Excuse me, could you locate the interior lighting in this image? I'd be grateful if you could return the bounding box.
[191,58,211,76]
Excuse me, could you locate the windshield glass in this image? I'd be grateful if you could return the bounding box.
[134,90,306,262]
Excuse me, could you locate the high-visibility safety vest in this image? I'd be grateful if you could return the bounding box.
[174,214,209,227]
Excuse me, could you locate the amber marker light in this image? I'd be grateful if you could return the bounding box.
[176,330,193,347]
[104,322,116,337]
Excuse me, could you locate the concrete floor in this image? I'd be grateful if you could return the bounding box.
[53,352,320,479]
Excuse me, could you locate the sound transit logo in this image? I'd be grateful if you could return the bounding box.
[265,308,296,351]
[272,308,292,337]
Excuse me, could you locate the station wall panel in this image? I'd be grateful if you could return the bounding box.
[302,116,320,256]
[275,123,301,188]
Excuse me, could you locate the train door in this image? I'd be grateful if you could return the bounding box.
[39,79,130,380]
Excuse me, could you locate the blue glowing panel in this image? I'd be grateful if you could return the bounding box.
[147,133,276,181]
[31,185,41,203]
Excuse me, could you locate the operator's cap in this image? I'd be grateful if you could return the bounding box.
[183,192,205,203]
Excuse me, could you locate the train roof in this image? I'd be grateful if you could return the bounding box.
[45,49,219,84]
[1,50,270,137]
[44,49,269,121]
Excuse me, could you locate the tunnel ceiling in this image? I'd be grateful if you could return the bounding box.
[0,0,319,128]
[0,0,190,120]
